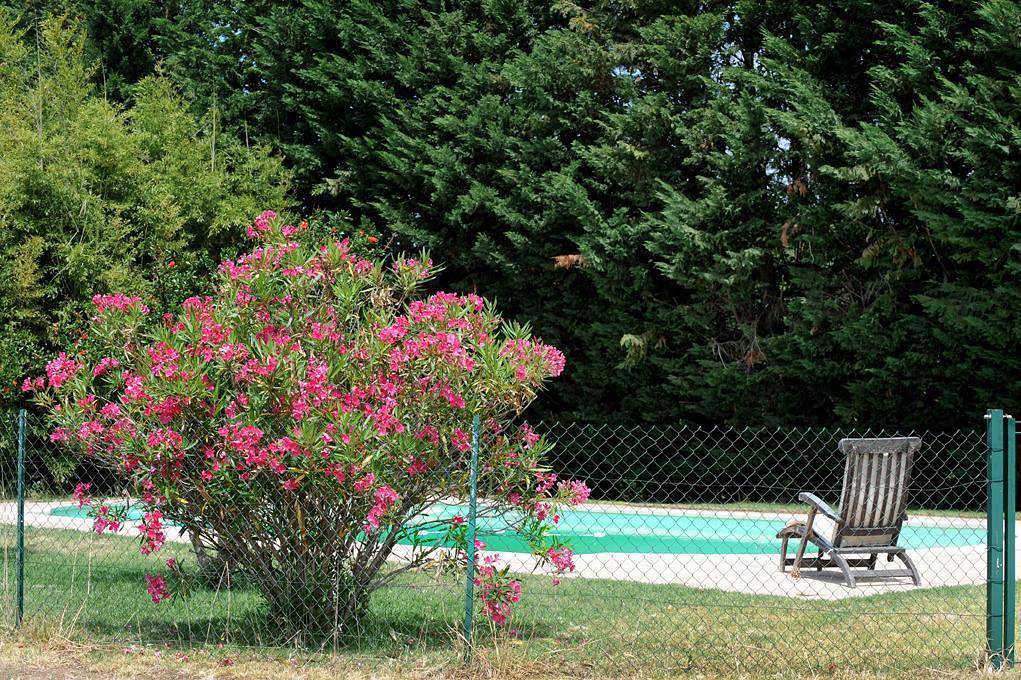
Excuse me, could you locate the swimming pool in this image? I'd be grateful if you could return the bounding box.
[50,504,985,555]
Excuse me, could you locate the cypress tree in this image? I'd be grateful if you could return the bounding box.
[3,0,1020,427]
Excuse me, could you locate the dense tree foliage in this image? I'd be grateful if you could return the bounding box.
[0,12,291,406]
[4,1,1020,427]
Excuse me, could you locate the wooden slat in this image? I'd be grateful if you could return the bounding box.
[832,546,905,554]
[783,557,883,568]
[852,448,870,527]
[841,451,856,526]
[834,437,921,549]
[840,526,901,537]
[864,448,883,527]
[879,447,890,524]
[878,445,899,527]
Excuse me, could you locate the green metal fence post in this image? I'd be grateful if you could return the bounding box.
[988,408,1006,669]
[1005,414,1016,667]
[462,414,481,664]
[15,408,26,628]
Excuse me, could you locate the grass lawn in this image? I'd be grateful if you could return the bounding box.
[0,523,1001,679]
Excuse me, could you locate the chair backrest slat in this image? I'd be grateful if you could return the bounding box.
[835,437,921,548]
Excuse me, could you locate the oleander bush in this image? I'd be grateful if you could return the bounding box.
[28,212,587,637]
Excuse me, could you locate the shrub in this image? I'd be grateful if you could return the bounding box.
[28,212,586,638]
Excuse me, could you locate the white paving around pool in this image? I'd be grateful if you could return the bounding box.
[0,500,1004,601]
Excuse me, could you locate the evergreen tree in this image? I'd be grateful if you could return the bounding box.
[2,1,1019,427]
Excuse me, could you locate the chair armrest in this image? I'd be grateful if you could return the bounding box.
[798,492,842,523]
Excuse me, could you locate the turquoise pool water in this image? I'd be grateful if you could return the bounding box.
[50,504,985,555]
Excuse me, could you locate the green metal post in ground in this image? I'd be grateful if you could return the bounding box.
[15,408,26,628]
[1005,414,1016,666]
[989,409,1005,668]
[462,414,481,664]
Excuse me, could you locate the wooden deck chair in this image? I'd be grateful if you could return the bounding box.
[777,437,923,588]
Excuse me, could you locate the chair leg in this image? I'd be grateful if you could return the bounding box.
[867,554,878,570]
[791,534,810,578]
[829,552,856,588]
[779,536,789,572]
[791,508,816,579]
[895,551,922,586]
[817,548,824,571]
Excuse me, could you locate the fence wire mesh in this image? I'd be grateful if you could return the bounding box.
[0,411,993,676]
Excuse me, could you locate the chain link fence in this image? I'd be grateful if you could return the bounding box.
[0,410,995,676]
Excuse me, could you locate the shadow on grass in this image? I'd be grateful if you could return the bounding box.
[19,554,562,656]
[1,525,992,676]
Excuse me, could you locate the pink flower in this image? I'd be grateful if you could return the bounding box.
[519,423,540,449]
[72,483,92,508]
[558,479,591,506]
[92,357,121,377]
[75,420,104,441]
[99,402,122,419]
[535,472,557,495]
[146,428,183,452]
[92,293,149,315]
[391,257,433,278]
[415,425,440,445]
[145,573,169,604]
[406,457,428,476]
[147,342,180,378]
[547,547,575,575]
[93,505,122,534]
[21,376,45,392]
[452,428,471,452]
[473,555,521,626]
[438,384,465,409]
[378,322,407,344]
[246,209,278,239]
[365,485,399,532]
[138,510,166,555]
[324,463,347,483]
[148,396,182,425]
[217,343,249,362]
[122,372,147,402]
[45,353,79,389]
[500,339,565,378]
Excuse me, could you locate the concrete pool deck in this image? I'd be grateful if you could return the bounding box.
[0,500,1001,602]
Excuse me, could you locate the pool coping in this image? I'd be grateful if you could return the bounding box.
[0,499,1002,601]
[567,500,987,528]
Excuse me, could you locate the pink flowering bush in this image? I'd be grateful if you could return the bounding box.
[28,211,586,636]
